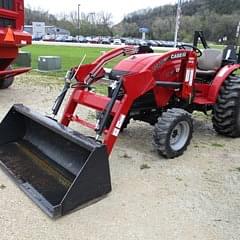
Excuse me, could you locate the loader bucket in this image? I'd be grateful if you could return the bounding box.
[0,104,111,218]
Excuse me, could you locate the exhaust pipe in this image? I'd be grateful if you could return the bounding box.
[0,104,111,218]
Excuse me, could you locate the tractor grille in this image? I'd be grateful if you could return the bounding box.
[0,17,16,28]
[0,0,14,10]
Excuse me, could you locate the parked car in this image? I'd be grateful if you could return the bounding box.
[125,39,136,45]
[145,40,157,47]
[32,36,42,41]
[64,36,76,42]
[149,40,158,47]
[42,34,55,41]
[89,37,101,44]
[163,41,175,47]
[55,35,67,42]
[155,40,166,47]
[85,36,92,43]
[120,38,128,44]
[76,36,88,43]
[101,38,111,44]
[113,38,122,45]
[138,40,148,46]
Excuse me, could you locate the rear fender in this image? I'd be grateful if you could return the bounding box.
[208,64,240,102]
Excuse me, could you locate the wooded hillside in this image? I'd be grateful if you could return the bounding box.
[114,0,240,43]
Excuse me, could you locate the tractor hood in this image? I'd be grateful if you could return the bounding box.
[112,53,163,74]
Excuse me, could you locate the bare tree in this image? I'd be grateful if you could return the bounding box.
[97,11,113,26]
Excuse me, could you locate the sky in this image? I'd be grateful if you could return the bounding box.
[24,0,177,23]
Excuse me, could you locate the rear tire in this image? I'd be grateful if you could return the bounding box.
[153,108,193,159]
[0,66,14,89]
[213,75,240,137]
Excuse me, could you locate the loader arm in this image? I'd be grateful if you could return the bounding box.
[75,46,137,86]
[61,69,154,154]
[60,46,137,126]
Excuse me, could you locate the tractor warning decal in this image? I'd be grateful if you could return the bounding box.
[112,128,121,137]
[116,114,126,129]
[185,69,195,86]
[112,114,126,137]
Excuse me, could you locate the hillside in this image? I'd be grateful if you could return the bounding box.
[114,0,240,43]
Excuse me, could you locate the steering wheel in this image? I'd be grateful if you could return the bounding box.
[179,44,202,57]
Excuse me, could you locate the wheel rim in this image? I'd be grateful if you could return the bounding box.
[170,121,190,151]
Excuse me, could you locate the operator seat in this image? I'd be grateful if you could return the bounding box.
[196,49,223,78]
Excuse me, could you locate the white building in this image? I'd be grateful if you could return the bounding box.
[24,22,70,40]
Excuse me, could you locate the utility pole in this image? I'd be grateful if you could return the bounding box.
[89,12,95,35]
[174,0,182,48]
[235,21,240,48]
[77,4,81,40]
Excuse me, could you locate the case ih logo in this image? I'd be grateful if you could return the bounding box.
[170,52,187,59]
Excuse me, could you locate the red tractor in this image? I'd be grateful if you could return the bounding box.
[0,39,239,217]
[0,0,31,89]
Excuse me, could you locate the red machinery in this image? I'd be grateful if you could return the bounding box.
[0,43,240,217]
[0,0,31,88]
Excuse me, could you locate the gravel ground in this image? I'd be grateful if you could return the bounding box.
[0,73,240,240]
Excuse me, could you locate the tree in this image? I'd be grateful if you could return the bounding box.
[25,7,113,36]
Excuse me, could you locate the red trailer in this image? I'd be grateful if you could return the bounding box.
[0,0,31,89]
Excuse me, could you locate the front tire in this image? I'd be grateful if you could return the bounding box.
[213,75,240,137]
[153,108,193,159]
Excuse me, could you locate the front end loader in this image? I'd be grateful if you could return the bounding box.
[0,43,240,217]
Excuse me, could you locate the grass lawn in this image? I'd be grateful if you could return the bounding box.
[22,45,115,77]
[21,44,166,78]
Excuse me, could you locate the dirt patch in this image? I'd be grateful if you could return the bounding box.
[0,184,6,190]
[0,73,240,240]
